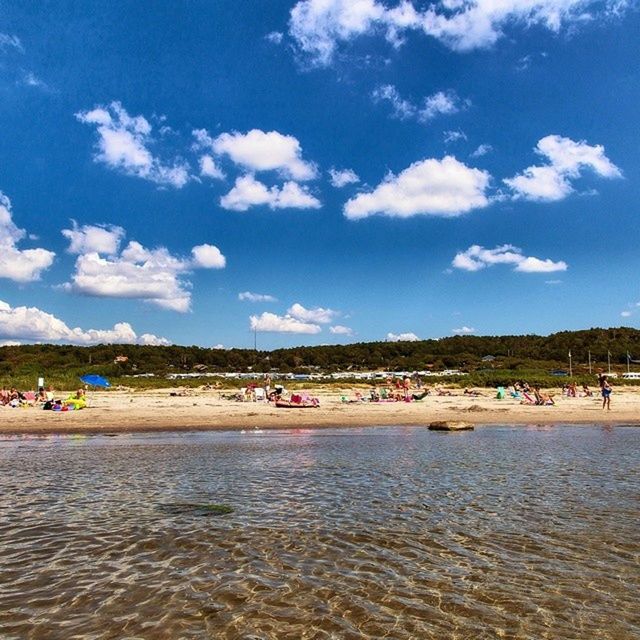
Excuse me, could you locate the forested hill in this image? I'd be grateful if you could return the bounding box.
[2,327,640,378]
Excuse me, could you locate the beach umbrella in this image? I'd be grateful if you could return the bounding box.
[80,374,111,388]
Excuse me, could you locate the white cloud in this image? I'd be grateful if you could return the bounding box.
[196,128,317,181]
[0,33,23,52]
[422,91,466,121]
[621,311,632,318]
[191,244,226,269]
[250,312,321,334]
[330,324,354,336]
[545,279,562,285]
[373,85,467,123]
[199,155,225,180]
[289,0,628,65]
[444,129,467,144]
[76,101,190,188]
[0,192,55,283]
[386,332,420,342]
[372,84,417,119]
[453,326,476,334]
[0,299,170,345]
[504,135,622,201]
[266,31,284,44]
[288,302,338,323]
[471,144,493,158]
[329,168,360,187]
[22,72,48,90]
[220,175,321,211]
[238,291,278,302]
[344,156,491,220]
[62,227,226,312]
[453,244,567,273]
[62,221,125,255]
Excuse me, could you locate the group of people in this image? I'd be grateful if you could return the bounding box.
[0,386,87,411]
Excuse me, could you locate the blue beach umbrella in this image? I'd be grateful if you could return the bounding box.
[80,374,111,388]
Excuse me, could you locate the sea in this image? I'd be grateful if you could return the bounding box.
[0,425,638,639]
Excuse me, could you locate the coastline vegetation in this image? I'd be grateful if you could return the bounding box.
[2,327,640,390]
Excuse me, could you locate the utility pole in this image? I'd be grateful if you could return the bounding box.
[607,350,612,374]
[627,352,631,373]
[588,350,592,375]
[568,350,572,377]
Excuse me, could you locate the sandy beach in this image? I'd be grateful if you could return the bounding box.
[1,386,638,434]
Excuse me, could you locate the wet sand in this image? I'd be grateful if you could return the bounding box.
[1,387,638,434]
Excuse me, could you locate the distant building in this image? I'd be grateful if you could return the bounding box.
[482,355,496,362]
[114,355,129,363]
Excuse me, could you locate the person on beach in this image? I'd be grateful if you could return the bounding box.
[264,374,271,400]
[597,370,612,410]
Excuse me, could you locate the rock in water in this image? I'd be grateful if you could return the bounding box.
[428,421,474,431]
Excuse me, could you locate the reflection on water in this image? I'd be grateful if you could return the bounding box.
[1,425,638,639]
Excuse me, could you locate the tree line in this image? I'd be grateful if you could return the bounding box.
[1,327,639,382]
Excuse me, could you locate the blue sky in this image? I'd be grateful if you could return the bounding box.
[0,0,638,349]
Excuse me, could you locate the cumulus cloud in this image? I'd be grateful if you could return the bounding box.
[453,326,476,334]
[288,302,338,323]
[238,291,278,302]
[62,221,125,255]
[452,244,567,273]
[329,168,360,187]
[194,128,317,181]
[621,310,632,318]
[220,175,321,211]
[76,101,190,188]
[504,135,622,201]
[330,324,354,336]
[0,192,55,283]
[199,155,225,180]
[191,244,226,269]
[289,0,628,65]
[0,299,170,345]
[344,156,491,220]
[386,332,420,342]
[62,224,226,312]
[250,312,322,334]
[372,85,468,123]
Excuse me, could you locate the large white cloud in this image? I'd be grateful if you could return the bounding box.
[0,300,170,345]
[0,192,55,283]
[289,0,628,65]
[220,175,321,211]
[194,128,317,181]
[62,224,226,312]
[504,135,622,201]
[288,302,338,323]
[452,244,568,273]
[250,312,322,334]
[76,102,190,188]
[344,156,491,219]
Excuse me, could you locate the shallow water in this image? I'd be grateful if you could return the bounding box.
[0,425,638,639]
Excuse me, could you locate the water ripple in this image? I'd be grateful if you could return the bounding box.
[0,426,638,639]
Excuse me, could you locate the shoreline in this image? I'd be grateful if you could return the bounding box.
[1,387,639,435]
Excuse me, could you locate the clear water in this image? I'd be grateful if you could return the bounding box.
[0,425,638,639]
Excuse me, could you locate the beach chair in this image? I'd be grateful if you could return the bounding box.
[496,386,505,399]
[254,388,265,402]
